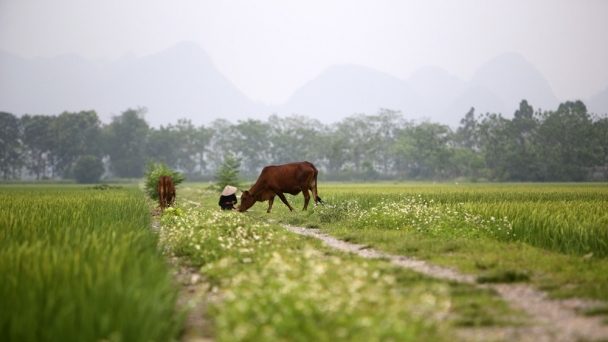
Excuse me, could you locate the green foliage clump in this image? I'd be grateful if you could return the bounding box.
[144,160,186,201]
[72,155,104,184]
[89,184,123,190]
[213,154,243,192]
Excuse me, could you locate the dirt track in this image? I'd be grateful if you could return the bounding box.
[284,225,608,342]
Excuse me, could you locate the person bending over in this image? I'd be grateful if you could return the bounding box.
[219,185,238,210]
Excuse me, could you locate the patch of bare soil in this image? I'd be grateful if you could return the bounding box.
[283,225,608,342]
[152,217,215,342]
[171,260,215,342]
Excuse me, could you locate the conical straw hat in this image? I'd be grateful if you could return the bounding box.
[221,185,237,196]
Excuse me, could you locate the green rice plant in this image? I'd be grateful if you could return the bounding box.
[0,186,182,342]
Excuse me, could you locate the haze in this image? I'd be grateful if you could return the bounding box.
[1,0,607,126]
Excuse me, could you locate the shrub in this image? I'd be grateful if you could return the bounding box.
[213,154,243,192]
[73,155,104,183]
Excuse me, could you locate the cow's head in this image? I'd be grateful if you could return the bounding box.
[238,190,256,212]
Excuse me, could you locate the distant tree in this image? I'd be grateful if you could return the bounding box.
[335,114,382,172]
[147,124,181,168]
[455,107,479,150]
[267,114,323,167]
[322,127,350,172]
[50,110,102,178]
[230,118,271,174]
[191,124,214,176]
[73,155,104,183]
[592,115,608,170]
[0,112,22,180]
[394,121,453,180]
[478,113,510,180]
[536,101,595,181]
[173,119,199,176]
[207,119,235,172]
[375,109,403,174]
[504,100,540,181]
[103,108,149,178]
[21,115,55,179]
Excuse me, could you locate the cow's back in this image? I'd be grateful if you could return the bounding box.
[257,161,315,192]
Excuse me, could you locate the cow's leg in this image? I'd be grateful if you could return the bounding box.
[267,196,275,213]
[302,189,311,211]
[276,192,295,212]
[169,192,175,207]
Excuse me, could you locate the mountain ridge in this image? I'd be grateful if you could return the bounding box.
[1,42,605,128]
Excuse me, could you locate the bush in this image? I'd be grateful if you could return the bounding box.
[73,155,104,184]
[144,161,186,201]
[213,154,243,192]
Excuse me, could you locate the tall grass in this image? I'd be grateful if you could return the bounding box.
[0,187,181,342]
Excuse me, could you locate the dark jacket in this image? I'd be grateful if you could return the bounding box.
[219,194,237,210]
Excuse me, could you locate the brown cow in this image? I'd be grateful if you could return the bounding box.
[158,175,176,214]
[238,161,324,213]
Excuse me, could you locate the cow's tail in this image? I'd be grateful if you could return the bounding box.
[310,168,325,205]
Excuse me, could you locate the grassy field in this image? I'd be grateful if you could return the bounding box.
[0,185,182,342]
[4,182,605,341]
[258,182,608,301]
[161,186,527,341]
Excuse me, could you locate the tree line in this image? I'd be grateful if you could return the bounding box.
[1,100,606,182]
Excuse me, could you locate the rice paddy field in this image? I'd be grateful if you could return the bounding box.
[0,186,181,342]
[3,182,607,342]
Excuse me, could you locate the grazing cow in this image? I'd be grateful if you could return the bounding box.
[238,161,324,213]
[158,175,176,213]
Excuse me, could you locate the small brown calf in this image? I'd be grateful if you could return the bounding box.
[158,175,176,213]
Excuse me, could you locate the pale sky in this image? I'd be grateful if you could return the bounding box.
[1,0,607,104]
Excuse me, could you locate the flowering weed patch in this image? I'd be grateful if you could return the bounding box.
[159,206,273,270]
[318,196,514,240]
[158,202,457,341]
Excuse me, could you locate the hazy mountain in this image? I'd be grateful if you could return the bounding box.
[407,66,467,113]
[0,42,267,127]
[276,64,421,122]
[1,42,603,129]
[276,53,561,127]
[469,52,559,113]
[94,41,268,126]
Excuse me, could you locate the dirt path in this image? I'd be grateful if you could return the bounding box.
[284,225,608,342]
